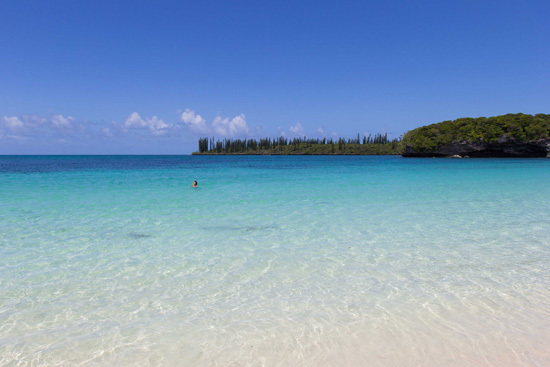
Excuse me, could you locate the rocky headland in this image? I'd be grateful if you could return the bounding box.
[401,113,550,158]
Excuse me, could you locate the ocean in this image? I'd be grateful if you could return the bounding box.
[1,155,549,366]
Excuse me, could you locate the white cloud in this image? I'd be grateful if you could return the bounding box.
[124,112,148,129]
[147,116,170,136]
[317,127,326,136]
[102,127,113,137]
[212,113,249,136]
[0,114,89,144]
[1,108,258,147]
[1,116,24,131]
[276,126,287,137]
[1,114,68,133]
[123,112,172,136]
[289,122,305,137]
[51,114,74,129]
[211,116,228,135]
[6,134,31,141]
[180,108,208,133]
[20,114,48,129]
[179,108,252,137]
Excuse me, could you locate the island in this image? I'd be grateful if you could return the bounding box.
[401,113,550,157]
[192,134,402,155]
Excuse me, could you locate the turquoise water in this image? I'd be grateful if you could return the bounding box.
[1,155,549,366]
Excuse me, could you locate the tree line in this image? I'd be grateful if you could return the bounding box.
[197,133,399,154]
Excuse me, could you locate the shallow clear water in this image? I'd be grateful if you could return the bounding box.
[1,155,549,366]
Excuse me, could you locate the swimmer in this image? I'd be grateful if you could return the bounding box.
[192,180,198,187]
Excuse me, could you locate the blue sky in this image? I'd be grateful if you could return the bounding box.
[1,0,548,154]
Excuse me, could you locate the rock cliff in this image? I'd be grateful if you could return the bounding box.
[402,137,550,157]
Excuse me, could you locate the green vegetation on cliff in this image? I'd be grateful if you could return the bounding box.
[402,113,550,153]
[193,134,402,155]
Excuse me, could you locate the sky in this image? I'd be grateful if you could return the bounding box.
[1,0,549,154]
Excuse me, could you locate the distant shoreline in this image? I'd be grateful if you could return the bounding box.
[191,152,400,156]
